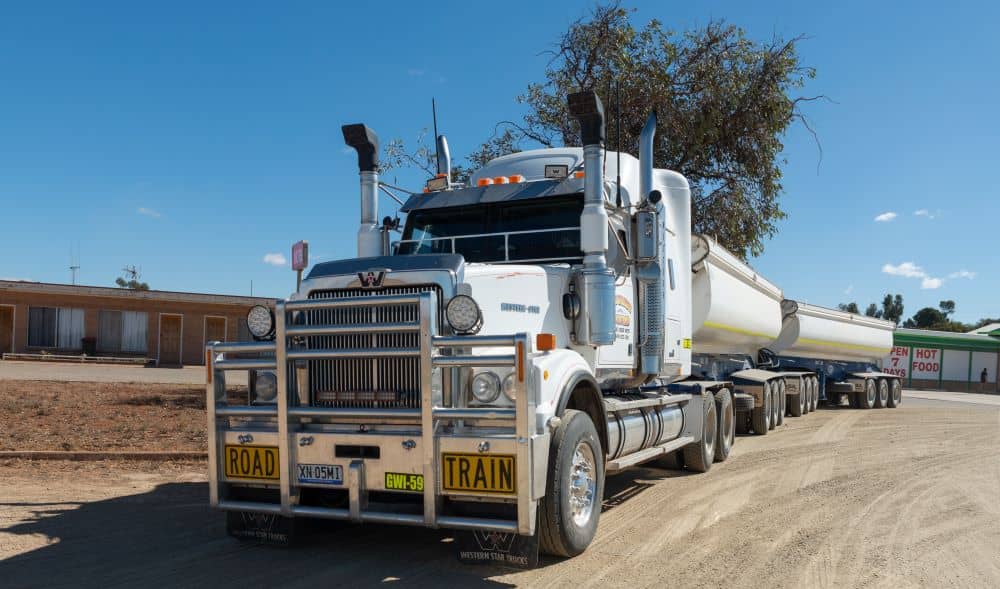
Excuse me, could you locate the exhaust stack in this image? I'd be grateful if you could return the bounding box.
[436,135,452,185]
[637,111,664,377]
[342,123,382,258]
[568,90,615,347]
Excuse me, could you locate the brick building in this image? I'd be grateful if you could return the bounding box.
[0,280,275,366]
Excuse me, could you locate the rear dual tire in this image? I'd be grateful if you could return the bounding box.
[714,388,734,463]
[683,393,717,473]
[887,378,902,408]
[751,382,772,435]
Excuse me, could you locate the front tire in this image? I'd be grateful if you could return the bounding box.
[538,409,604,557]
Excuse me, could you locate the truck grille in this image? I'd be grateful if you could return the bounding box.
[304,285,441,409]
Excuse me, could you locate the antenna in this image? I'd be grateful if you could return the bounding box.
[432,98,439,144]
[616,81,622,209]
[69,244,80,285]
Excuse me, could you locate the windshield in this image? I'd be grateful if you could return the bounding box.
[396,195,583,263]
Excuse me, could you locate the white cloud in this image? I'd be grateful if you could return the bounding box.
[262,253,287,266]
[137,207,162,218]
[844,284,854,295]
[883,261,945,289]
[914,209,938,219]
[948,269,976,280]
[873,211,897,222]
[881,261,926,278]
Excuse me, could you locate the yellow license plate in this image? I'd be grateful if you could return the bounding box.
[441,453,516,494]
[224,445,279,480]
[385,472,424,492]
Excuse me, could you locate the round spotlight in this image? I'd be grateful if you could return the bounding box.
[253,371,278,404]
[502,372,517,401]
[446,295,482,334]
[471,371,501,404]
[246,305,274,339]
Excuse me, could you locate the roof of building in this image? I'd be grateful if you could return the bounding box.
[968,323,1000,335]
[0,280,277,307]
[895,327,1000,352]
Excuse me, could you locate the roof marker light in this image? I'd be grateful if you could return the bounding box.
[477,178,494,187]
[493,176,509,184]
[508,174,525,183]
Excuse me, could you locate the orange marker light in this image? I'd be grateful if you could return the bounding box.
[536,333,557,351]
[435,173,447,178]
[574,171,585,179]
[493,176,509,184]
[477,178,494,187]
[508,174,525,183]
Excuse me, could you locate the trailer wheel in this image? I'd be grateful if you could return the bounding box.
[809,377,819,412]
[751,383,771,435]
[875,378,889,408]
[789,389,803,418]
[682,393,717,473]
[776,380,786,426]
[538,409,604,557]
[768,382,779,429]
[714,388,734,463]
[859,379,876,409]
[887,378,902,408]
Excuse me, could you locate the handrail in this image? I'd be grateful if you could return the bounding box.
[393,226,578,262]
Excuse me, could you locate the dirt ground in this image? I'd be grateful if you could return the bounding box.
[1,394,998,588]
[0,380,238,452]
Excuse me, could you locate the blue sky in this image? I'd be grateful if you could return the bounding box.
[1,1,997,323]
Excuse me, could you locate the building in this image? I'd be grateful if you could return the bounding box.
[968,322,1000,336]
[884,328,1000,392]
[0,280,274,366]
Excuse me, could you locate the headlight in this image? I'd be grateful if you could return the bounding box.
[252,371,278,404]
[502,372,517,401]
[247,305,274,339]
[446,295,482,334]
[471,371,501,404]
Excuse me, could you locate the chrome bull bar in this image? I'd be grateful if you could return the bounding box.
[206,292,539,535]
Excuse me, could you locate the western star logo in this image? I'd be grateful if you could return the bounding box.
[358,270,386,288]
[474,530,517,553]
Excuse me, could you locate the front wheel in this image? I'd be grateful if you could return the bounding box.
[539,409,605,557]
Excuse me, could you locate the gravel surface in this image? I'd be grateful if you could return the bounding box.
[0,360,246,385]
[1,393,998,588]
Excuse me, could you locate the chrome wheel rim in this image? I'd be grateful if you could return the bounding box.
[569,441,597,527]
[866,381,876,406]
[892,381,902,404]
[763,384,772,428]
[879,380,889,404]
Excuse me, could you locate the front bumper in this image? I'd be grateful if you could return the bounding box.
[206,292,545,535]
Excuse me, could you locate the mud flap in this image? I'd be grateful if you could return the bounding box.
[455,530,539,568]
[225,511,297,546]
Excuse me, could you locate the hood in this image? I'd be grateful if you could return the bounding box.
[463,264,573,347]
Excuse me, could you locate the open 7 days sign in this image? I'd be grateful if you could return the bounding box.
[883,346,942,381]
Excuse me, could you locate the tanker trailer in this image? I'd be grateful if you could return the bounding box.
[688,234,818,435]
[766,300,902,410]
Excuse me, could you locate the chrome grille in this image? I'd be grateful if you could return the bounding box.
[304,285,440,408]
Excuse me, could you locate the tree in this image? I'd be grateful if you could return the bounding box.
[838,302,859,314]
[508,2,820,258]
[939,300,955,318]
[881,294,904,325]
[909,307,946,329]
[115,265,149,291]
[864,303,881,318]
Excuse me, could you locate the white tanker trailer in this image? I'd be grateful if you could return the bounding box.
[204,90,902,563]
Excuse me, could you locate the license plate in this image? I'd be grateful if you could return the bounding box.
[385,472,424,492]
[442,453,516,494]
[224,445,279,480]
[298,463,343,485]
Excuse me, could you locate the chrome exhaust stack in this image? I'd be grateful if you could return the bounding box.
[636,111,664,377]
[568,90,615,347]
[436,134,452,187]
[342,123,382,258]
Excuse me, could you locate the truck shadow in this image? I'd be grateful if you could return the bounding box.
[1,466,693,587]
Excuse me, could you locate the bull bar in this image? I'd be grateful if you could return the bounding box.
[206,292,541,535]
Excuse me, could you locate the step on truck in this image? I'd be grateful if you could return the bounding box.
[206,91,902,561]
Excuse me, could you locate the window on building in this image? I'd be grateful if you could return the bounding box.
[28,307,84,349]
[98,310,148,353]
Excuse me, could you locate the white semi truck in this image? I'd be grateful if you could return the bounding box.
[206,91,901,559]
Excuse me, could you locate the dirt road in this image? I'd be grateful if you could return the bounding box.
[0,360,246,385]
[2,393,998,588]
